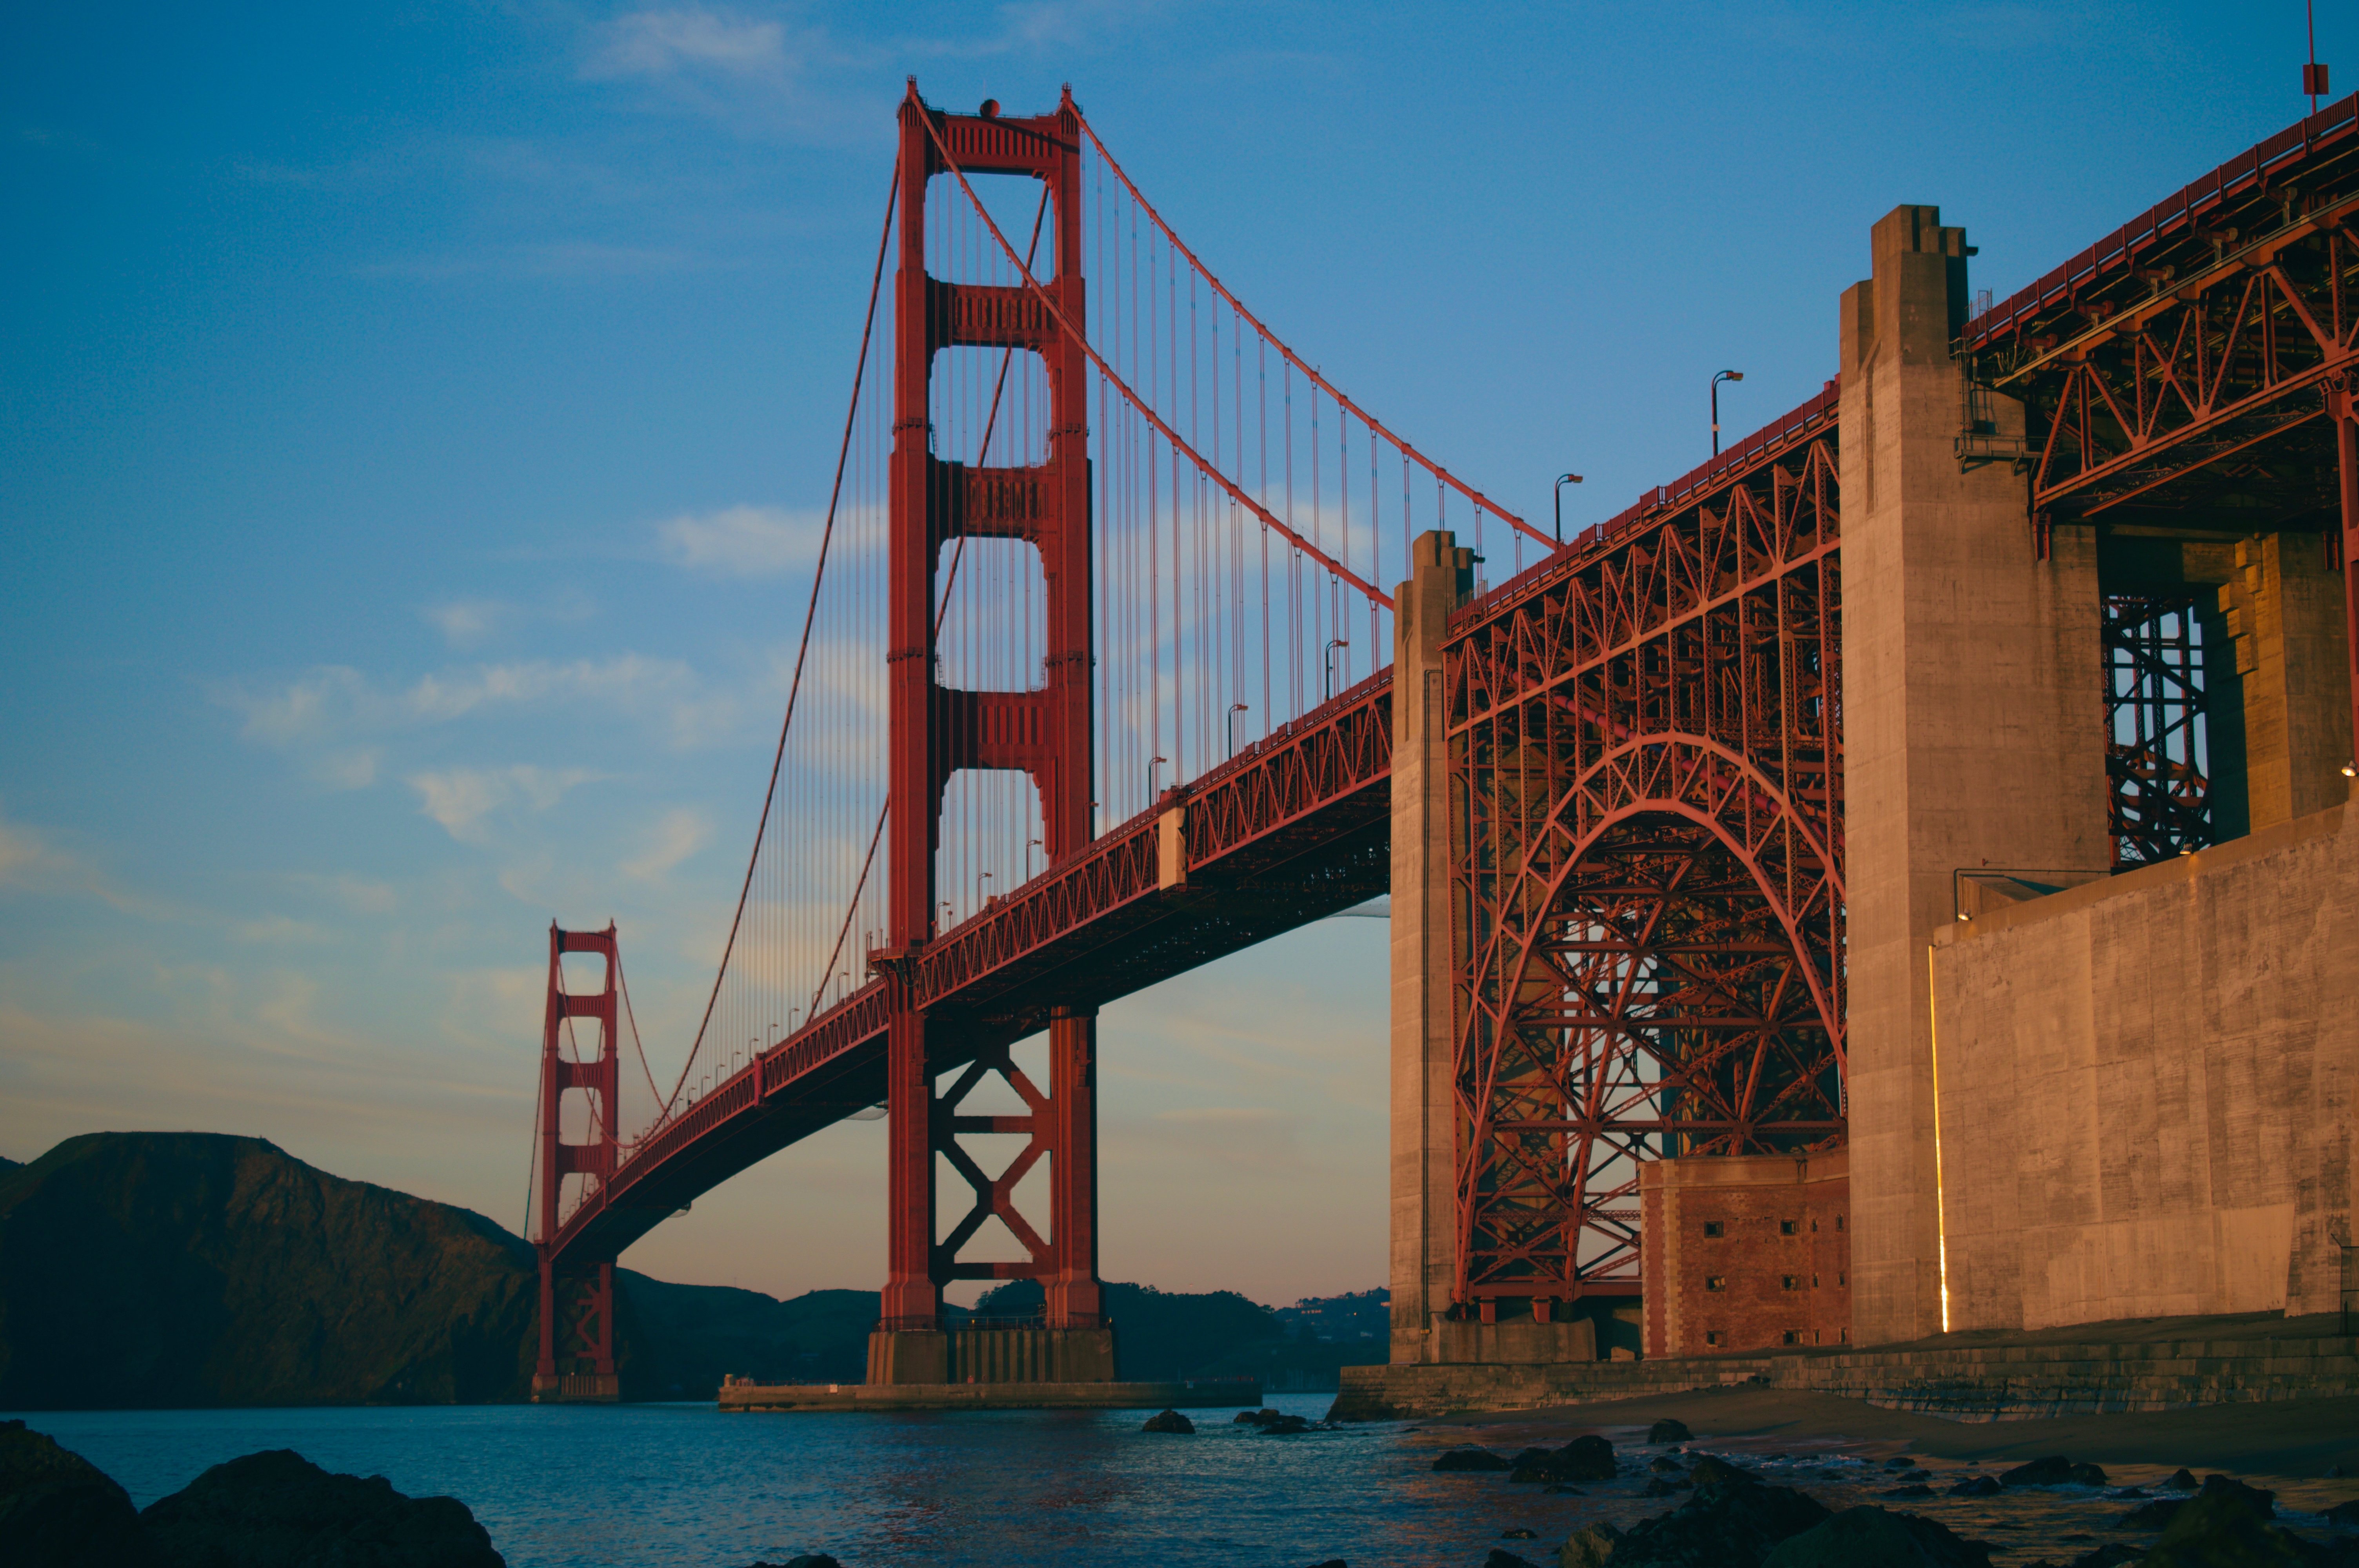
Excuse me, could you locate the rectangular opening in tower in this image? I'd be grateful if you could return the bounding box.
[929,345,1053,468]
[937,766,1047,927]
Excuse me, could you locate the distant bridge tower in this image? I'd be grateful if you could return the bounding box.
[533,922,621,1402]
[868,83,1111,1384]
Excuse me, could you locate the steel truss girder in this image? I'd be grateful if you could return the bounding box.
[1443,425,1844,1307]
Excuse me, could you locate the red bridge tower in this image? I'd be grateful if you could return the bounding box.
[868,84,1110,1383]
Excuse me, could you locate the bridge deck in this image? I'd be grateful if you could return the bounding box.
[552,673,1394,1263]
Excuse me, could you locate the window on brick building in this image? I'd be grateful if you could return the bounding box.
[1781,1275,1798,1290]
[1703,1220,1723,1237]
[1706,1276,1726,1292]
[1782,1330,1800,1345]
[1812,1274,1819,1288]
[1836,1214,1845,1230]
[1705,1330,1723,1346]
[1839,1272,1846,1287]
[1780,1220,1797,1235]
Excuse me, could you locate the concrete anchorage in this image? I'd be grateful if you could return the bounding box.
[1837,205,2113,1346]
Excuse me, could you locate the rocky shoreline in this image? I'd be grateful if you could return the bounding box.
[1,1418,503,1567]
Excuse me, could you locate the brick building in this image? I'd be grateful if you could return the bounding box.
[1639,1150,1850,1357]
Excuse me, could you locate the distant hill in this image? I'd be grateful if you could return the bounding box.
[0,1132,539,1408]
[617,1277,878,1394]
[972,1279,1285,1379]
[0,1131,1371,1405]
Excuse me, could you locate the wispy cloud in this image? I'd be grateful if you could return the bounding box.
[590,7,797,79]
[426,599,506,648]
[408,766,601,843]
[622,806,712,881]
[227,653,741,751]
[657,505,825,577]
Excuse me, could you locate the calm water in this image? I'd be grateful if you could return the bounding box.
[14,1396,2355,1567]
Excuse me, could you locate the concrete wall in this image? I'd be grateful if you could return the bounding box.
[1839,205,2114,1346]
[1930,804,2358,1331]
[1641,1151,1851,1358]
[1389,531,1473,1364]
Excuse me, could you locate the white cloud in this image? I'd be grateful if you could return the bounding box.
[622,807,712,882]
[408,766,600,843]
[658,505,825,578]
[233,915,331,945]
[229,654,740,751]
[0,813,50,885]
[426,599,505,648]
[310,748,381,789]
[590,7,793,78]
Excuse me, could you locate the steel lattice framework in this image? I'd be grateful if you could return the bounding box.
[1441,395,1845,1307]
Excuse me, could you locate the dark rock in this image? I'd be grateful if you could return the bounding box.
[0,1423,141,1568]
[1948,1475,2001,1497]
[2164,1468,2199,1491]
[1234,1408,1311,1434]
[136,1448,503,1568]
[1543,1484,1587,1496]
[2326,1499,2359,1526]
[1642,1477,1683,1497]
[1612,1452,1831,1567]
[1884,1456,1919,1471]
[1234,1408,1264,1423]
[1648,1419,1693,1444]
[1501,1527,1538,1539]
[1561,1521,1623,1568]
[1510,1436,1617,1485]
[1557,1434,1619,1482]
[2115,1497,2185,1530]
[1651,1455,1687,1474]
[782,1557,843,1568]
[1881,1484,1936,1499]
[2140,1474,2316,1568]
[1761,1504,1993,1567]
[2001,1455,2107,1487]
[1141,1408,1195,1434]
[1484,1552,1540,1568]
[2065,1548,2145,1568]
[1433,1446,1514,1472]
[1303,1561,1347,1568]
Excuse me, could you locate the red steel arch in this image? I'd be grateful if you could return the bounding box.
[1443,403,1844,1314]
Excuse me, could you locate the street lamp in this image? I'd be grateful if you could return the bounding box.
[1553,473,1584,546]
[1228,702,1250,757]
[1325,639,1349,700]
[1148,754,1168,806]
[1711,370,1745,456]
[976,870,992,911]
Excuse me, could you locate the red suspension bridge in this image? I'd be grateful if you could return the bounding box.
[531,84,2359,1395]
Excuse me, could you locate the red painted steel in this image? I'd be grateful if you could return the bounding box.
[883,84,1101,1330]
[536,923,618,1386]
[1442,404,1845,1308]
[537,91,2359,1358]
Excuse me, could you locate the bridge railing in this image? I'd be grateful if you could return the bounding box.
[1959,89,2359,352]
[1459,380,1844,634]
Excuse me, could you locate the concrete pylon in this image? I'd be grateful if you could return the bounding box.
[1389,530,1471,1365]
[1838,206,2111,1345]
[2217,532,2353,829]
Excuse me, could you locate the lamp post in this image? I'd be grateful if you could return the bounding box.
[1324,639,1349,700]
[1228,702,1249,757]
[1711,369,1745,456]
[1148,754,1167,807]
[1553,473,1584,545]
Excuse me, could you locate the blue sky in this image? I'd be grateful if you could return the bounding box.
[0,1,2334,1303]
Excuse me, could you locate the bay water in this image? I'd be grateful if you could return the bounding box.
[15,1395,2352,1566]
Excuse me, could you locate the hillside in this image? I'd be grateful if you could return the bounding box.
[972,1279,1286,1379]
[617,1277,879,1394]
[0,1132,1373,1405]
[0,1132,542,1408]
